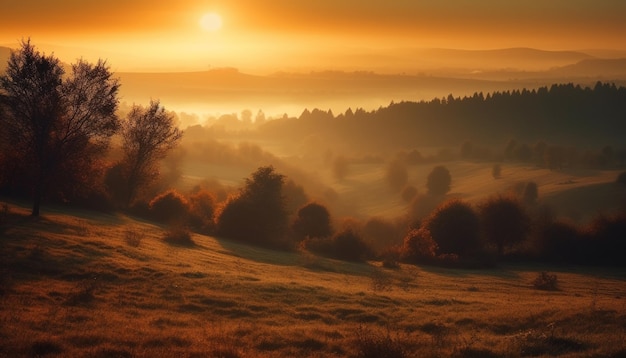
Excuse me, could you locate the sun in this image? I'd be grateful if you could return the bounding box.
[199,12,223,32]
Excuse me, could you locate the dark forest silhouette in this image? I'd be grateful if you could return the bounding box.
[258,82,626,148]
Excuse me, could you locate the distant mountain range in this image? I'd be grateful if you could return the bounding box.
[1,46,625,117]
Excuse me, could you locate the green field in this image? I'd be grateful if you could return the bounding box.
[1,202,625,357]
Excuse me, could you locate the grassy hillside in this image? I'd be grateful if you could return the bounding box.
[1,202,625,357]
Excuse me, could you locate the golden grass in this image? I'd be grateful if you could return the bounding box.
[1,202,625,357]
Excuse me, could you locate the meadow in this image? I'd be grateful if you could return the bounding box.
[1,200,625,357]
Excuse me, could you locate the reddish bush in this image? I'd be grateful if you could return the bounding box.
[149,190,191,224]
[400,228,437,264]
[423,199,481,256]
[292,202,333,241]
[479,195,530,255]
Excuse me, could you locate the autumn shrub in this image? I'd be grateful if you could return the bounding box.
[423,199,481,256]
[479,195,530,255]
[163,225,194,247]
[400,228,437,264]
[407,193,442,225]
[385,159,409,192]
[123,228,143,247]
[188,189,216,233]
[522,181,539,205]
[303,228,371,262]
[426,165,451,196]
[381,247,401,269]
[362,217,404,256]
[353,326,408,358]
[491,163,502,179]
[532,271,558,291]
[331,229,371,262]
[533,219,582,263]
[148,190,191,224]
[291,202,333,241]
[585,213,626,265]
[216,166,289,249]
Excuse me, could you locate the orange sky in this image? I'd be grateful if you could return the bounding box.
[2,0,626,72]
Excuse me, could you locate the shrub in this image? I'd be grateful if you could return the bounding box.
[163,225,194,246]
[123,228,143,247]
[617,171,626,185]
[426,165,451,196]
[303,229,371,262]
[400,228,437,263]
[585,213,626,265]
[385,160,409,192]
[533,219,582,263]
[492,163,502,179]
[407,193,442,224]
[332,155,349,181]
[381,247,401,269]
[149,190,190,224]
[423,200,481,256]
[188,189,216,233]
[532,271,558,290]
[331,229,371,262]
[522,181,538,205]
[216,166,289,249]
[362,217,403,255]
[479,195,530,255]
[353,326,408,358]
[291,202,333,241]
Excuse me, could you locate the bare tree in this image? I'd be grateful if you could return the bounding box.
[120,100,183,206]
[0,40,119,216]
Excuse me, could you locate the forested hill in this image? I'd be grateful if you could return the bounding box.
[257,82,626,149]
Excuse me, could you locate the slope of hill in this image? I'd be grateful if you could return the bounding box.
[1,203,625,357]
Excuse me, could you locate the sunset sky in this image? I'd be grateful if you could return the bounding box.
[2,0,625,72]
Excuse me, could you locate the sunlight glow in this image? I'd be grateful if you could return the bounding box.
[199,13,223,32]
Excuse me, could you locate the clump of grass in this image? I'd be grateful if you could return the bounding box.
[353,326,409,358]
[370,270,393,292]
[75,219,90,236]
[532,271,559,291]
[163,225,195,247]
[65,277,100,306]
[513,328,588,356]
[123,228,143,247]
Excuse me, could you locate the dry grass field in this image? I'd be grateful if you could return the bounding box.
[1,202,625,357]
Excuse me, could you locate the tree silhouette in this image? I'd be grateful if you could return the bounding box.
[292,202,332,241]
[426,165,451,196]
[119,100,182,207]
[0,40,119,216]
[216,166,289,248]
[479,195,530,255]
[423,199,481,256]
[385,159,408,192]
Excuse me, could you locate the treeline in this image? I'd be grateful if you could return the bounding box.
[258,82,626,148]
[119,165,626,267]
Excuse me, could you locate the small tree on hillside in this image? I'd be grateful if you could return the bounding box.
[426,165,451,196]
[216,166,289,248]
[292,202,333,241]
[423,199,481,256]
[479,195,530,255]
[400,228,437,263]
[385,159,409,192]
[119,100,183,206]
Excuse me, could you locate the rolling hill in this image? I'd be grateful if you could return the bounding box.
[1,202,625,357]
